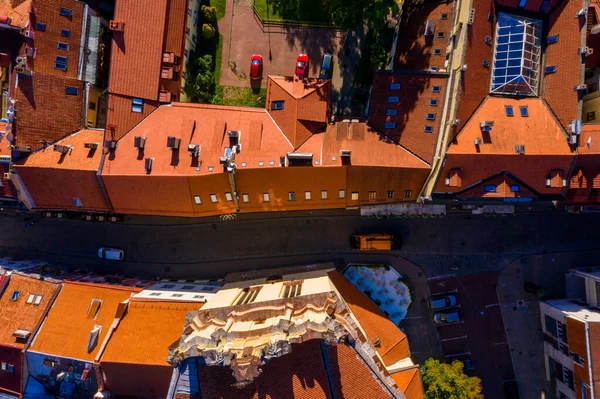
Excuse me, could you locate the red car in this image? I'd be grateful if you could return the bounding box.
[250,54,263,80]
[295,54,309,77]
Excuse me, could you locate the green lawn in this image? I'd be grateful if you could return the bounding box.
[221,87,267,108]
[252,0,333,25]
[211,0,226,20]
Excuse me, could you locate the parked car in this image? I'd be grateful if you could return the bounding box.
[434,310,460,325]
[428,295,457,310]
[319,53,333,79]
[250,54,263,80]
[351,234,402,251]
[295,54,309,77]
[98,248,124,261]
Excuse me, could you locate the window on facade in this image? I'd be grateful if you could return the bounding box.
[61,29,70,37]
[389,83,401,90]
[338,189,346,199]
[65,86,78,95]
[387,96,399,103]
[7,364,13,373]
[368,191,376,200]
[491,13,542,96]
[404,190,412,198]
[210,194,218,203]
[271,101,284,110]
[57,42,69,50]
[505,105,514,116]
[242,194,250,203]
[321,190,328,200]
[424,125,434,133]
[433,48,442,55]
[436,31,445,38]
[34,295,43,306]
[387,190,394,199]
[426,113,436,120]
[35,22,46,31]
[440,12,449,20]
[432,86,441,93]
[193,196,201,205]
[386,109,398,116]
[304,191,312,200]
[288,192,296,201]
[582,381,589,399]
[10,291,19,301]
[131,98,144,113]
[351,192,359,201]
[588,111,596,122]
[26,294,35,304]
[54,56,68,71]
[225,192,233,202]
[232,287,261,305]
[384,122,396,129]
[484,185,496,192]
[509,185,520,193]
[520,106,529,117]
[429,99,439,106]
[59,8,72,17]
[280,281,303,298]
[544,314,558,337]
[263,193,270,202]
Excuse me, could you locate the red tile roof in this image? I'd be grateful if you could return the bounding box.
[0,0,31,28]
[266,76,330,149]
[435,97,574,196]
[14,72,84,150]
[328,270,410,366]
[13,129,110,210]
[0,273,60,348]
[29,282,141,361]
[100,300,201,399]
[394,1,454,71]
[31,0,84,79]
[369,71,448,163]
[106,93,160,141]
[544,0,585,130]
[0,162,16,199]
[108,0,168,100]
[164,0,188,54]
[391,367,424,399]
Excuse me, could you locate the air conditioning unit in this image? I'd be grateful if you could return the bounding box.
[474,138,482,145]
[480,121,494,127]
[53,144,72,154]
[468,8,475,25]
[339,149,352,157]
[109,20,125,32]
[188,144,200,157]
[0,155,10,163]
[134,136,146,149]
[569,134,578,145]
[84,142,99,149]
[145,157,154,172]
[166,136,181,150]
[575,84,587,91]
[515,144,526,155]
[22,29,34,39]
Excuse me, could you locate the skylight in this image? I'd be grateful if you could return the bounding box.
[491,13,542,96]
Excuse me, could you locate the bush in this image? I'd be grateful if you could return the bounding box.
[202,5,218,22]
[202,23,216,39]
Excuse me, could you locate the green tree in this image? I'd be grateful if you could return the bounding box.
[202,23,216,39]
[329,0,398,29]
[185,54,216,103]
[201,5,217,23]
[421,359,483,399]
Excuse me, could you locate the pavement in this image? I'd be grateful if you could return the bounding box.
[217,0,359,113]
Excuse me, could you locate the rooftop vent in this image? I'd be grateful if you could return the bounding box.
[53,144,72,154]
[109,20,124,32]
[515,144,526,155]
[134,136,146,149]
[227,130,240,146]
[13,329,31,340]
[279,155,286,167]
[569,134,578,145]
[339,150,352,157]
[468,8,475,25]
[145,157,154,173]
[188,144,200,158]
[480,121,494,127]
[84,142,99,149]
[424,20,436,36]
[474,138,482,145]
[574,84,587,91]
[87,325,102,352]
[106,140,118,151]
[167,136,181,150]
[12,145,31,153]
[287,152,313,166]
[568,120,582,135]
[485,36,492,45]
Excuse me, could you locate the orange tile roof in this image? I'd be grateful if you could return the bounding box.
[368,71,448,163]
[394,1,455,71]
[0,0,31,28]
[29,282,141,360]
[32,0,84,79]
[14,72,84,150]
[544,0,585,130]
[106,93,160,141]
[163,0,187,54]
[456,173,537,198]
[566,125,600,204]
[14,129,110,210]
[108,0,168,100]
[391,367,424,399]
[266,76,330,149]
[100,300,201,398]
[328,270,410,366]
[0,273,60,348]
[0,163,16,199]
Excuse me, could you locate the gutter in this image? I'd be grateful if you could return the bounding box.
[94,300,130,392]
[585,321,595,399]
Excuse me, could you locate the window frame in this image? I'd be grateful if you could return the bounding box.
[321,190,328,200]
[387,190,394,199]
[404,190,412,198]
[193,195,201,205]
[242,194,250,203]
[61,29,71,37]
[387,96,400,103]
[263,193,270,202]
[210,194,218,203]
[368,191,377,200]
[131,97,144,113]
[386,109,398,116]
[351,192,359,201]
[35,22,46,31]
[384,122,396,129]
[288,191,296,201]
[225,192,233,202]
[59,7,73,17]
[304,191,312,200]
[338,189,346,199]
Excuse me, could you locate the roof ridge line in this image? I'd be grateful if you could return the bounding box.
[63,280,143,292]
[366,122,432,167]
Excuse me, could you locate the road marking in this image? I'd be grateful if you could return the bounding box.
[430,289,459,296]
[494,341,508,346]
[403,316,424,320]
[485,303,499,308]
[428,274,456,281]
[440,335,468,342]
[445,351,472,357]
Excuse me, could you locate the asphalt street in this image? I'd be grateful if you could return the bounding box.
[0,210,599,279]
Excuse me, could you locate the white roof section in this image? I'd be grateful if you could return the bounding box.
[544,299,600,322]
[133,279,223,302]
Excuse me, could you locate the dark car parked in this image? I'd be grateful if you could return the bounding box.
[319,53,333,79]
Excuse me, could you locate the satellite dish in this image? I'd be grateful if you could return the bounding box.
[592,24,600,34]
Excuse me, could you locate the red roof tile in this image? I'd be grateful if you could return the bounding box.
[544,0,585,130]
[394,1,455,71]
[108,0,168,100]
[368,71,448,163]
[13,129,110,210]
[391,367,424,399]
[164,0,187,54]
[106,93,159,141]
[0,0,30,28]
[0,163,16,199]
[14,72,84,150]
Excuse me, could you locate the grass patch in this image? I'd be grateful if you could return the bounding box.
[210,0,227,21]
[253,0,333,25]
[221,87,267,107]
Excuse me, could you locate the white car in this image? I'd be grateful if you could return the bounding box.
[98,248,124,261]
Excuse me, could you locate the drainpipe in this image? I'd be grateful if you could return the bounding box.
[227,171,240,213]
[585,321,595,399]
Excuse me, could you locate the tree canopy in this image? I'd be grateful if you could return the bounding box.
[421,359,484,399]
[185,54,216,103]
[329,0,398,29]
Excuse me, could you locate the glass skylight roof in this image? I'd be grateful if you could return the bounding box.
[491,13,542,96]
